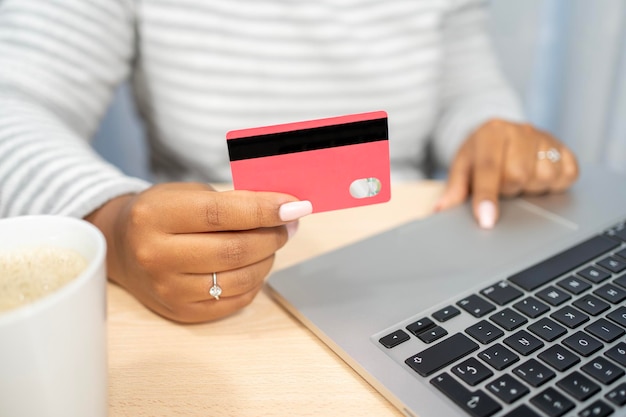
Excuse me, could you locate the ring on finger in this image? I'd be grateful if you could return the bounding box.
[537,148,561,163]
[209,272,222,300]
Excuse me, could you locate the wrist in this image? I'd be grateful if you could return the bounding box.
[84,194,135,283]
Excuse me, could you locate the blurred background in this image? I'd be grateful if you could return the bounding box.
[93,0,626,181]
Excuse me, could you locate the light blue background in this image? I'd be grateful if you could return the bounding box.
[94,0,626,181]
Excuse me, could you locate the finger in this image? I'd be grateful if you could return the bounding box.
[155,182,217,192]
[434,140,472,211]
[154,226,289,273]
[500,124,536,197]
[160,256,272,322]
[549,146,579,192]
[194,256,273,301]
[524,137,562,195]
[134,187,311,233]
[152,255,274,310]
[183,284,264,323]
[471,127,507,229]
[160,283,265,323]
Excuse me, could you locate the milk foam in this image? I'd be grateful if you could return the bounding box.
[0,246,87,312]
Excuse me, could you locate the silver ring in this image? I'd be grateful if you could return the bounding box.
[209,272,222,300]
[537,148,561,163]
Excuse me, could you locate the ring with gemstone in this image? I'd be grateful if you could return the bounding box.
[209,272,222,300]
[537,148,561,163]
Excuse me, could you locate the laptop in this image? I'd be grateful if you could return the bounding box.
[266,166,626,417]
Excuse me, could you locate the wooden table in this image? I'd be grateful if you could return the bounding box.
[108,181,445,417]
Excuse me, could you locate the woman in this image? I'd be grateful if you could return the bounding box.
[0,0,578,322]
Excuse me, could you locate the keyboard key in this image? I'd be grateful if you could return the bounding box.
[489,308,528,331]
[478,343,519,370]
[528,318,567,342]
[418,325,448,344]
[614,272,626,289]
[503,330,544,356]
[557,371,600,401]
[452,357,493,386]
[538,345,580,372]
[585,318,625,342]
[562,331,603,357]
[537,286,571,306]
[557,275,591,295]
[597,256,626,273]
[607,306,626,327]
[606,382,626,406]
[594,283,626,304]
[432,305,460,322]
[578,399,614,417]
[406,317,435,336]
[513,297,549,319]
[508,235,619,291]
[379,329,410,348]
[615,247,626,260]
[457,294,496,318]
[466,320,504,344]
[430,372,501,417]
[573,295,611,316]
[578,266,611,284]
[486,374,529,404]
[405,333,478,377]
[608,227,626,242]
[480,281,523,306]
[605,341,626,366]
[513,358,555,387]
[582,357,625,385]
[502,404,542,417]
[551,305,590,328]
[530,386,575,417]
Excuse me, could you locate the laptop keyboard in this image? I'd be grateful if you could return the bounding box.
[375,219,626,417]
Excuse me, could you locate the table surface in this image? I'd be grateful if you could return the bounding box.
[108,181,445,417]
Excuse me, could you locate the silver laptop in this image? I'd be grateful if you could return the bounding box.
[267,166,626,417]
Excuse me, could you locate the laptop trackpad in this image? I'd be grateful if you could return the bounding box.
[269,198,578,334]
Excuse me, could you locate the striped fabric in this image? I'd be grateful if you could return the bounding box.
[0,0,522,218]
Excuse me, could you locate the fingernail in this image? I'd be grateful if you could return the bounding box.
[477,200,496,229]
[433,197,444,212]
[285,221,299,239]
[279,200,312,222]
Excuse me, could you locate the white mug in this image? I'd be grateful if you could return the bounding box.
[0,215,108,417]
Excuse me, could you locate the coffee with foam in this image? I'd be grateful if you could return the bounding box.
[0,246,87,313]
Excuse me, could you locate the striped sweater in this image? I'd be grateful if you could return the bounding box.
[0,0,522,218]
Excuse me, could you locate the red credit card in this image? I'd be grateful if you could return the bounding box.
[227,111,391,213]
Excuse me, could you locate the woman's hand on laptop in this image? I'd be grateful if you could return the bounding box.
[85,183,312,323]
[434,119,579,229]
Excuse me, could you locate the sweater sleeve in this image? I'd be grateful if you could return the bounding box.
[0,0,150,219]
[432,0,525,168]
